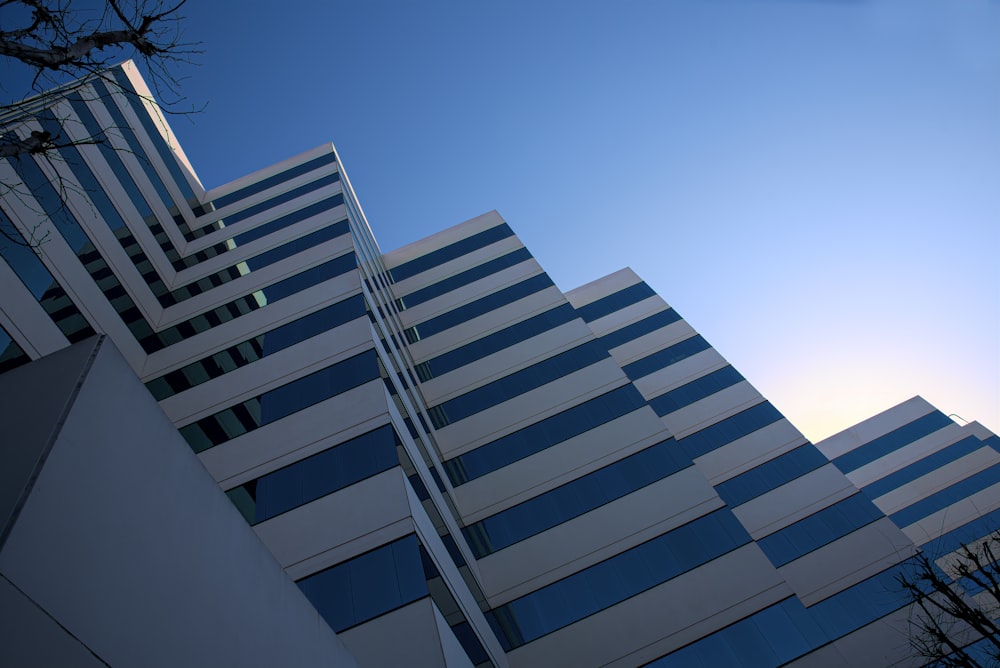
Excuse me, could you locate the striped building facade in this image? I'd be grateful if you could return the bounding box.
[1,63,998,667]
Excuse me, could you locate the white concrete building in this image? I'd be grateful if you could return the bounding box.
[1,63,997,667]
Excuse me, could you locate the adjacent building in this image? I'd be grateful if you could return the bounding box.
[1,63,997,667]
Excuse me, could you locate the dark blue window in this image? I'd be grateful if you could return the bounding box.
[648,365,745,416]
[714,443,826,507]
[297,535,428,632]
[807,562,912,639]
[463,439,688,557]
[0,326,30,374]
[889,463,1000,528]
[486,509,750,649]
[405,273,554,343]
[677,402,784,459]
[141,252,357,353]
[179,348,379,452]
[210,153,338,211]
[6,142,153,344]
[390,223,514,282]
[226,424,399,523]
[575,283,656,322]
[646,598,828,668]
[756,494,884,567]
[415,304,578,382]
[861,435,985,500]
[398,247,533,309]
[428,340,609,428]
[0,210,96,344]
[677,401,782,459]
[443,385,648,485]
[832,411,955,473]
[111,69,197,204]
[599,308,682,350]
[622,335,711,380]
[231,187,344,245]
[921,501,1000,558]
[242,218,349,272]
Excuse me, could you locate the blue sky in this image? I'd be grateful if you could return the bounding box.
[65,2,1000,439]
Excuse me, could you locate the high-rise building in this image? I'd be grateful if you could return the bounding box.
[1,63,998,667]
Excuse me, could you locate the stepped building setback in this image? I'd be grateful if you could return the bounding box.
[1,63,998,667]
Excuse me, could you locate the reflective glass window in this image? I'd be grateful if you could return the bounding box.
[648,365,745,416]
[599,308,682,350]
[832,411,955,473]
[486,509,750,649]
[404,273,554,343]
[226,424,399,523]
[210,152,338,211]
[428,340,609,428]
[443,385,647,485]
[622,335,711,380]
[714,443,825,507]
[677,402,783,459]
[179,348,379,452]
[575,282,655,322]
[390,223,514,282]
[415,303,577,382]
[398,247,532,310]
[464,438,687,557]
[756,493,884,567]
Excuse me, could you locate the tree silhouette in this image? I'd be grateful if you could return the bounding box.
[0,0,196,245]
[898,531,1000,667]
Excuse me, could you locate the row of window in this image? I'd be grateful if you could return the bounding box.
[397,247,532,310]
[404,273,555,344]
[389,223,514,283]
[414,303,578,383]
[756,493,884,567]
[227,178,343,245]
[442,385,648,485]
[208,151,338,212]
[575,282,656,323]
[463,438,688,558]
[677,402,784,460]
[713,443,825,508]
[72,90,233,272]
[297,534,427,633]
[69,88,236,272]
[832,410,954,473]
[226,424,399,524]
[111,68,198,206]
[178,348,379,452]
[921,495,1000,557]
[427,340,610,428]
[38,109,247,312]
[0,326,30,374]
[296,534,492,667]
[889,461,1000,528]
[648,559,918,666]
[599,307,682,351]
[486,509,751,649]
[7,140,158,348]
[648,365,745,416]
[0,209,97,344]
[622,334,711,381]
[145,293,366,400]
[156,202,347,308]
[861,435,985,500]
[140,252,358,353]
[646,597,827,667]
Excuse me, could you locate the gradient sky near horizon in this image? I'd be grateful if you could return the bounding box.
[115,1,1000,441]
